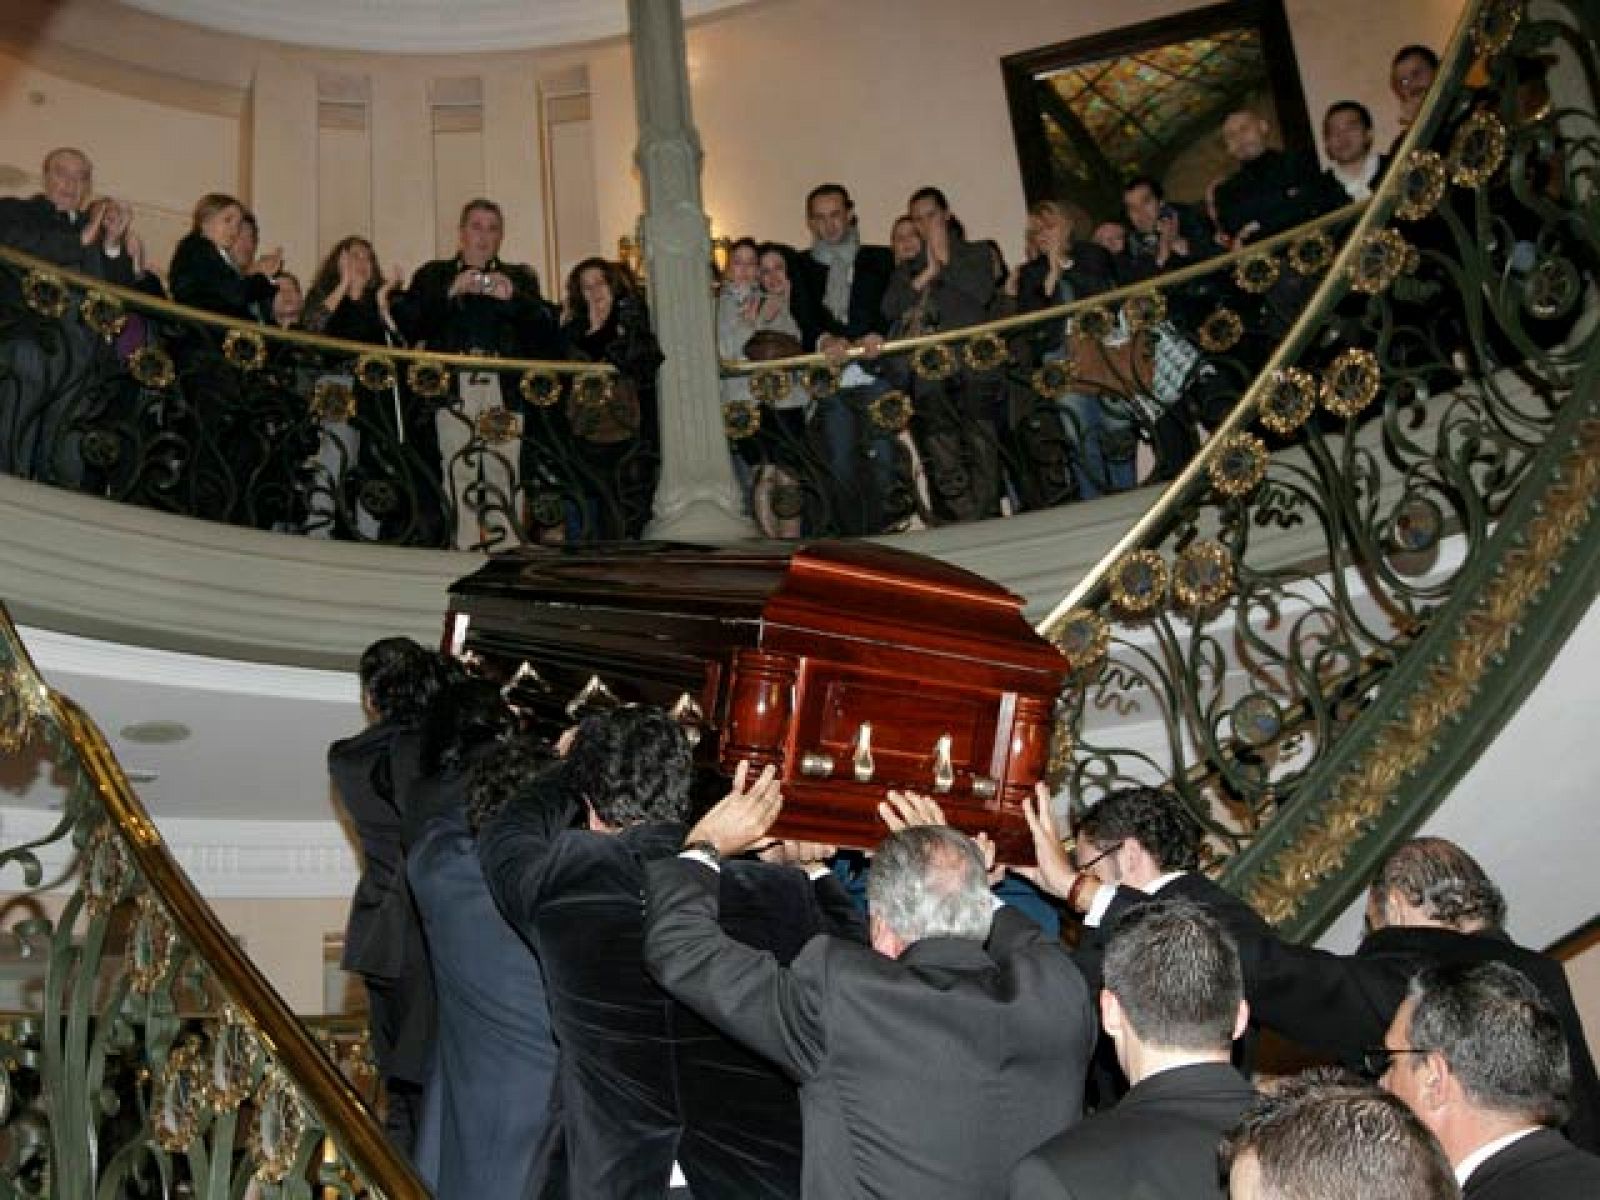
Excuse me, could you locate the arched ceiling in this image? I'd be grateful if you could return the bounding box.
[116,0,757,54]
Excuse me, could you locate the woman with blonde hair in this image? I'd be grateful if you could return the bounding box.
[169,192,282,320]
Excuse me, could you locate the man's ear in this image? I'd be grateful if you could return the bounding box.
[869,914,906,959]
[1100,988,1125,1040]
[1232,998,1250,1043]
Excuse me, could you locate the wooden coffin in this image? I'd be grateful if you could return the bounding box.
[444,541,1069,862]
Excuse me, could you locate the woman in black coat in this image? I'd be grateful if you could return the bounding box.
[169,193,280,320]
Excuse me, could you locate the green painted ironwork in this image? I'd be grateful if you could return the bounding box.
[0,607,425,1199]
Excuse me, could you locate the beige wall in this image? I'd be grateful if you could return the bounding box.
[0,0,1464,295]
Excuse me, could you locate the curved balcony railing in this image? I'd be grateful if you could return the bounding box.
[717,202,1367,537]
[0,603,426,1198]
[0,252,633,548]
[1,0,1598,1190]
[1026,0,1600,938]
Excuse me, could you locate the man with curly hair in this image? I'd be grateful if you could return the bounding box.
[476,705,864,1199]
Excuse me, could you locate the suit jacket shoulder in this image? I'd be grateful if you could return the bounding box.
[1008,1062,1254,1200]
[1465,1128,1600,1200]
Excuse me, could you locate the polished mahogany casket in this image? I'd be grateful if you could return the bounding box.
[445,541,1069,861]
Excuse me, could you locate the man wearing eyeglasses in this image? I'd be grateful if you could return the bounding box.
[1376,961,1600,1198]
[1037,786,1274,992]
[1024,815,1600,1153]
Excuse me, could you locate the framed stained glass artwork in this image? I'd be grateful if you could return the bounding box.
[1001,0,1315,222]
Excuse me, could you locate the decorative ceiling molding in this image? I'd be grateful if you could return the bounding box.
[118,0,757,55]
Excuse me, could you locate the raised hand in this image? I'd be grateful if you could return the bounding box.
[1014,782,1083,903]
[683,761,783,857]
[878,789,948,831]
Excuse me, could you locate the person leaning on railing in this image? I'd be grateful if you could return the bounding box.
[1010,199,1128,505]
[882,185,1003,525]
[299,236,444,545]
[558,256,663,540]
[0,147,141,486]
[165,192,299,527]
[388,197,561,551]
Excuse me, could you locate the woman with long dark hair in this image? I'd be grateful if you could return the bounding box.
[300,236,442,544]
[556,256,663,538]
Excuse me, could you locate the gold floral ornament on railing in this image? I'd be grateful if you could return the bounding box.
[520,369,563,408]
[723,399,761,440]
[1287,230,1335,277]
[1320,348,1383,419]
[1050,608,1111,673]
[1172,540,1236,612]
[1472,0,1523,56]
[406,360,452,400]
[1123,290,1168,332]
[749,370,792,406]
[250,1067,311,1184]
[0,659,51,755]
[128,345,177,390]
[1197,308,1245,354]
[1108,548,1170,617]
[1259,368,1319,435]
[868,389,913,434]
[1234,254,1281,294]
[1395,150,1449,221]
[152,1036,207,1152]
[21,269,69,319]
[309,378,357,423]
[353,353,397,393]
[1347,229,1416,295]
[475,405,523,445]
[1074,305,1116,341]
[962,332,1009,372]
[1449,110,1509,187]
[804,362,842,398]
[1031,360,1075,402]
[125,893,175,994]
[223,328,267,372]
[80,290,128,341]
[911,343,958,382]
[1207,432,1271,500]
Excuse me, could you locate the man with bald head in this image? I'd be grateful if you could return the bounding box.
[0,148,141,484]
[0,147,138,283]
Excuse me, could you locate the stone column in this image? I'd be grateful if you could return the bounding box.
[627,0,750,541]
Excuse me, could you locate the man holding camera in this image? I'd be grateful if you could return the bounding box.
[398,197,561,549]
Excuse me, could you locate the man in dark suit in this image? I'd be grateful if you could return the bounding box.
[0,147,139,284]
[1213,110,1344,247]
[1379,961,1600,1198]
[1024,802,1600,1153]
[644,781,1098,1200]
[477,706,864,1200]
[1009,901,1255,1199]
[393,197,561,549]
[326,637,446,1160]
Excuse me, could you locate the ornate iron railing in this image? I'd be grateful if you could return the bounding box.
[0,603,426,1199]
[1027,0,1600,938]
[718,203,1367,537]
[0,251,640,547]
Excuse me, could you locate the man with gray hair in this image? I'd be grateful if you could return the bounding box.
[1378,961,1600,1197]
[1008,901,1255,1198]
[1024,818,1600,1151]
[1222,1072,1458,1200]
[644,783,1096,1199]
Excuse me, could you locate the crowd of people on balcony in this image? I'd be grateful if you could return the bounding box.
[0,38,1567,545]
[328,636,1600,1199]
